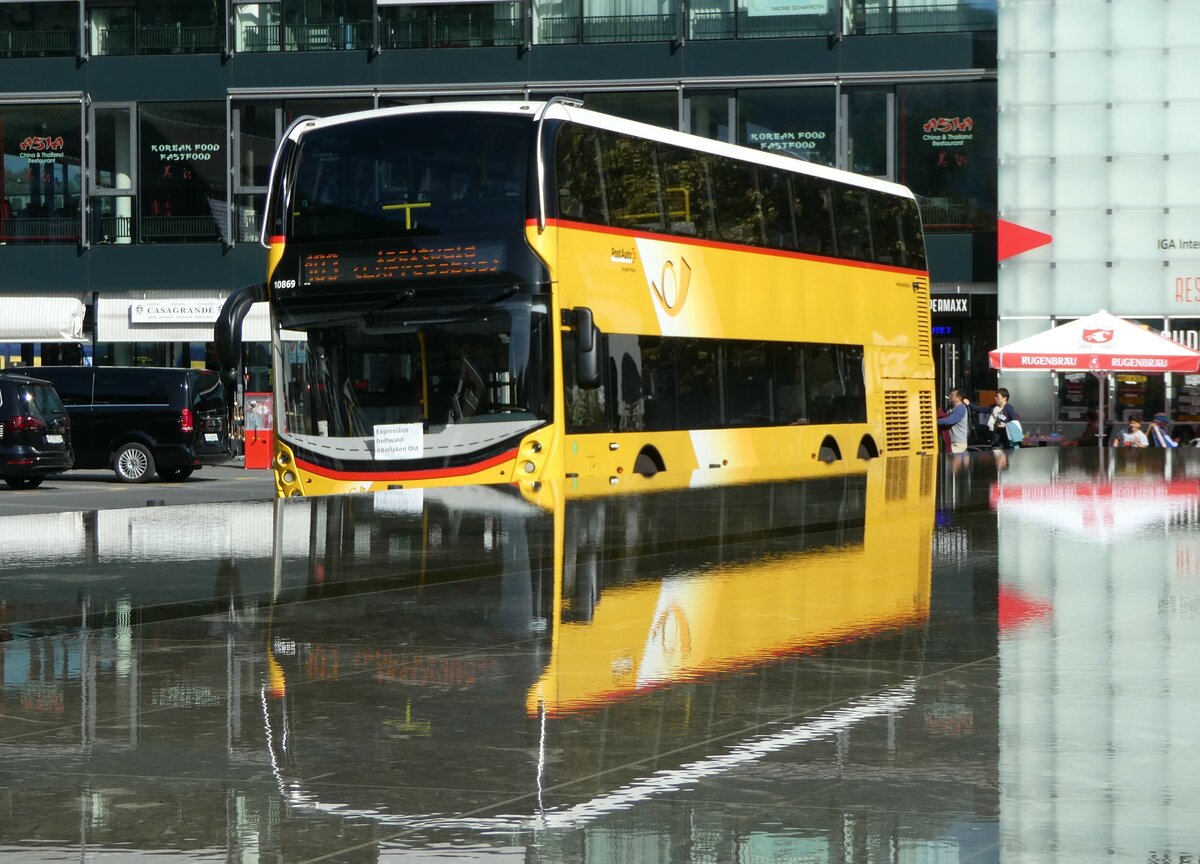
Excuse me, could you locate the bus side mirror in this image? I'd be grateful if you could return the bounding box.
[570,306,602,390]
[215,282,267,384]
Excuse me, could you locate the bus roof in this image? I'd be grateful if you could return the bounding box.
[284,100,917,201]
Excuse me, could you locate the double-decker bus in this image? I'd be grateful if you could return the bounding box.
[217,100,935,497]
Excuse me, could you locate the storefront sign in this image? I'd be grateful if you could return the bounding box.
[1171,274,1200,308]
[745,128,827,153]
[1164,329,1200,350]
[1158,237,1200,251]
[930,295,972,316]
[147,142,221,163]
[19,134,65,165]
[129,299,224,324]
[921,117,975,148]
[746,0,827,16]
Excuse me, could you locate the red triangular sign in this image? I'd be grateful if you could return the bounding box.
[998,219,1053,261]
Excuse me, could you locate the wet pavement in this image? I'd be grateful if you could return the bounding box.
[1,448,1198,862]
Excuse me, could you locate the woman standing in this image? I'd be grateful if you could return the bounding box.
[988,388,1020,450]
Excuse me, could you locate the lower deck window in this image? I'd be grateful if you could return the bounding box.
[565,334,866,433]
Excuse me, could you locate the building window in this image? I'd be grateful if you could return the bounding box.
[87,0,223,56]
[139,102,226,243]
[573,91,678,130]
[896,80,997,234]
[0,103,82,245]
[233,102,280,244]
[281,0,373,51]
[89,103,137,245]
[737,87,836,167]
[689,0,833,41]
[234,1,282,51]
[687,91,733,143]
[852,0,996,36]
[0,2,77,58]
[380,2,524,49]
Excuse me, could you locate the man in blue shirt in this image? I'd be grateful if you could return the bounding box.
[938,388,971,453]
[1149,412,1178,448]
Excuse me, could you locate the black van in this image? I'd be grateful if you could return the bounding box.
[32,366,231,483]
[0,373,74,488]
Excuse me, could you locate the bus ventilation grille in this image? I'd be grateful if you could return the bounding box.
[919,452,935,497]
[884,390,910,452]
[919,390,937,452]
[916,286,931,358]
[885,455,909,501]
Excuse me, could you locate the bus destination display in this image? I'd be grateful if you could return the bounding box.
[303,243,504,285]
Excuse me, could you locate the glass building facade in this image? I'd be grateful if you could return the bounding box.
[998,0,1200,432]
[0,0,998,400]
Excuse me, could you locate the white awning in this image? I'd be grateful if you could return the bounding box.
[96,292,300,343]
[0,296,87,342]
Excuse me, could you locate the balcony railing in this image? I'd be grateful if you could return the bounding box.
[0,217,81,244]
[917,198,975,233]
[0,28,77,58]
[284,22,373,51]
[139,215,220,242]
[139,24,223,54]
[239,24,281,52]
[540,13,676,44]
[93,214,135,245]
[383,16,523,49]
[10,3,996,59]
[688,10,832,40]
[859,3,996,34]
[95,24,222,55]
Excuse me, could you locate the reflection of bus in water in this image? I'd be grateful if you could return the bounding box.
[258,455,937,840]
[217,100,935,498]
[0,456,954,858]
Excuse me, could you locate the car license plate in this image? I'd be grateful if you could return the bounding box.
[45,434,63,444]
[204,433,219,443]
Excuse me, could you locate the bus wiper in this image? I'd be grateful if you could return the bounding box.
[463,284,519,315]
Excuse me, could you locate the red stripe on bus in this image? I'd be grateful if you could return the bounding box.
[268,235,286,245]
[293,447,518,482]
[530,218,929,278]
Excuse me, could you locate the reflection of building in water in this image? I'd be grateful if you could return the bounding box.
[0,456,1001,861]
[995,450,1200,861]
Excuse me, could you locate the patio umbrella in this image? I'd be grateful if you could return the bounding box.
[988,310,1200,444]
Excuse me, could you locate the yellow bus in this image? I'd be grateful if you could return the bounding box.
[216,100,935,497]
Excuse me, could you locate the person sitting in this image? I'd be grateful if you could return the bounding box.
[1112,414,1149,448]
[1074,409,1100,447]
[1171,422,1196,446]
[1148,412,1178,448]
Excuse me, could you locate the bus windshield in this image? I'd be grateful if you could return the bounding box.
[276,299,552,457]
[288,112,531,243]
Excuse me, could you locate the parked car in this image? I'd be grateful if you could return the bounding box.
[0,372,74,489]
[32,366,231,483]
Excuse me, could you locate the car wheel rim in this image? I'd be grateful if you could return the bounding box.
[120,449,147,479]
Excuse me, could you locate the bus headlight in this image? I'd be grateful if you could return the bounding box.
[523,461,536,474]
[282,470,296,484]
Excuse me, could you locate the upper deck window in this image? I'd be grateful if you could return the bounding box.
[288,112,531,242]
